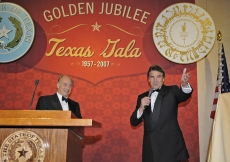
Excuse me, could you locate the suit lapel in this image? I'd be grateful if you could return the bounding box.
[145,104,152,129]
[51,94,62,110]
[68,100,74,112]
[151,85,167,129]
[142,91,152,130]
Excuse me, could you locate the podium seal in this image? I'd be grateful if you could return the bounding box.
[0,130,45,162]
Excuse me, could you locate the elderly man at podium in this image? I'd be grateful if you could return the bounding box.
[36,74,82,118]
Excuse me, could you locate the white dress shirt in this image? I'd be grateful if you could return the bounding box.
[57,92,69,111]
[137,83,192,118]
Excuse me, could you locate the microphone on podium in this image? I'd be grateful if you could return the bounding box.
[144,88,153,109]
[30,79,39,110]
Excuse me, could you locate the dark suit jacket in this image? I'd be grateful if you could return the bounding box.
[36,93,82,118]
[130,85,192,162]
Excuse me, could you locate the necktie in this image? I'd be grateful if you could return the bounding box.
[62,96,69,103]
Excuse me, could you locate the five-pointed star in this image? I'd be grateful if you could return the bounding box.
[0,25,12,39]
[18,148,28,158]
[91,22,101,32]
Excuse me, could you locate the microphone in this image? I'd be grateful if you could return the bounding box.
[30,79,39,110]
[144,88,153,108]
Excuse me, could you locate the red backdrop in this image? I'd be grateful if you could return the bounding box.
[0,0,199,161]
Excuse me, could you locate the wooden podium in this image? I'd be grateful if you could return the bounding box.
[0,110,93,162]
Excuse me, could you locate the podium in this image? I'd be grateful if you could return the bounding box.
[0,110,93,162]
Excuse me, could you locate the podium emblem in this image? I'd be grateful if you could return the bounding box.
[0,130,45,162]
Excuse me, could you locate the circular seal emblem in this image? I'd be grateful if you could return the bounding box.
[0,2,35,63]
[0,130,45,162]
[153,3,216,64]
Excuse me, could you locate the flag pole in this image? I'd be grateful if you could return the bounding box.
[217,31,222,94]
[210,31,222,119]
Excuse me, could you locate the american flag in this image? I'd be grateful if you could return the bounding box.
[210,43,230,119]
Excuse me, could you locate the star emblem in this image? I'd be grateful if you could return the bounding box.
[18,148,28,158]
[91,22,101,32]
[0,25,12,39]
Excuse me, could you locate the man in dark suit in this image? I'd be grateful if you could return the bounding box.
[36,74,82,118]
[130,65,192,162]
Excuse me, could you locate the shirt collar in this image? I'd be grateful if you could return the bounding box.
[56,92,68,102]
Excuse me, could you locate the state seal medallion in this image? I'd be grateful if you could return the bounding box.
[0,2,35,63]
[153,3,216,64]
